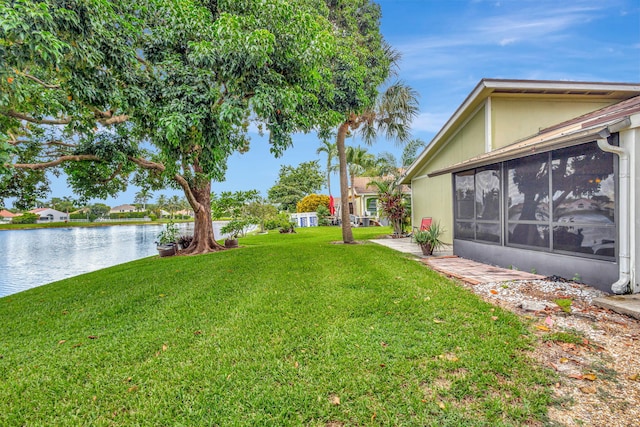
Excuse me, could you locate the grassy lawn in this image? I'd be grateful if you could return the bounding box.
[0,227,553,426]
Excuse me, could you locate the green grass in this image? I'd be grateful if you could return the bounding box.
[0,227,554,426]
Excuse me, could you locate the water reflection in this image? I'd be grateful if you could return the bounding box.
[0,223,221,298]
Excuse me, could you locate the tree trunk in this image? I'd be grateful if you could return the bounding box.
[336,121,354,243]
[180,180,225,255]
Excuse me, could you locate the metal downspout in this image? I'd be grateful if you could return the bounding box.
[597,118,632,294]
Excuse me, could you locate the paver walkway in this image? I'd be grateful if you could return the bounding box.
[370,237,544,284]
[422,256,544,285]
[371,237,640,321]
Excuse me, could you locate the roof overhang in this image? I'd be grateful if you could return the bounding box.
[427,116,633,177]
[400,79,640,184]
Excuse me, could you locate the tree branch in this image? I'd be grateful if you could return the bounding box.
[7,131,19,145]
[45,140,77,148]
[135,53,149,68]
[3,110,71,125]
[173,173,200,213]
[98,163,123,184]
[16,71,61,89]
[89,108,130,125]
[98,114,129,125]
[128,156,165,172]
[12,154,100,170]
[129,155,200,213]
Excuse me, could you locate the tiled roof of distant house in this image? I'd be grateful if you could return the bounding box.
[351,176,410,196]
[0,209,19,218]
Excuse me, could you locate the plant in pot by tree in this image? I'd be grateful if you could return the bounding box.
[177,234,194,250]
[414,221,445,256]
[220,218,253,248]
[156,221,180,257]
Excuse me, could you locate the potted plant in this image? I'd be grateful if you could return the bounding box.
[177,234,194,250]
[156,221,179,257]
[414,221,445,256]
[220,219,249,248]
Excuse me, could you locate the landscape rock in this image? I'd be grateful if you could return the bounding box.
[518,300,552,312]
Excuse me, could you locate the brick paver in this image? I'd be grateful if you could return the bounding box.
[422,256,545,285]
[371,237,545,285]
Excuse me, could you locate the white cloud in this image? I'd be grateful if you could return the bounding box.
[498,38,516,46]
[393,0,616,70]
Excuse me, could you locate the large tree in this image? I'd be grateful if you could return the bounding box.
[322,0,419,243]
[267,160,324,212]
[1,0,336,254]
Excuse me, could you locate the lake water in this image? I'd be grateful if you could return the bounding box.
[0,223,226,298]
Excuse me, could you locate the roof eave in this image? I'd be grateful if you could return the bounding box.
[427,116,632,177]
[401,79,640,184]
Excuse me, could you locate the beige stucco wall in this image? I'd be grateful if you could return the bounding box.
[410,106,486,243]
[353,195,376,217]
[491,97,617,149]
[410,97,622,243]
[410,174,453,242]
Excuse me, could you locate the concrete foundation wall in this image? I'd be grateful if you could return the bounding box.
[454,239,619,293]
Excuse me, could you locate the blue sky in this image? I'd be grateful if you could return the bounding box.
[45,0,640,207]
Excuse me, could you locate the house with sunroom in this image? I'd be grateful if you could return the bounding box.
[401,79,640,294]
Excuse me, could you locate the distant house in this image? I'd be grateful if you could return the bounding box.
[0,209,19,222]
[175,209,194,218]
[349,176,411,220]
[401,79,640,294]
[29,208,69,222]
[109,204,142,214]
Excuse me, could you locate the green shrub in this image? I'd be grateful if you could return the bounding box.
[296,194,329,213]
[220,218,256,238]
[156,221,179,245]
[316,204,331,226]
[265,213,292,230]
[11,213,39,224]
[279,221,296,233]
[109,212,148,219]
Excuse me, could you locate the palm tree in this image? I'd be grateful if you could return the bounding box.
[400,138,427,168]
[316,134,337,196]
[168,195,181,219]
[335,79,419,243]
[134,188,153,211]
[156,194,168,218]
[345,145,375,207]
[366,151,398,177]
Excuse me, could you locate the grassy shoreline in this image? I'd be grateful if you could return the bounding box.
[0,219,194,230]
[0,227,554,425]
